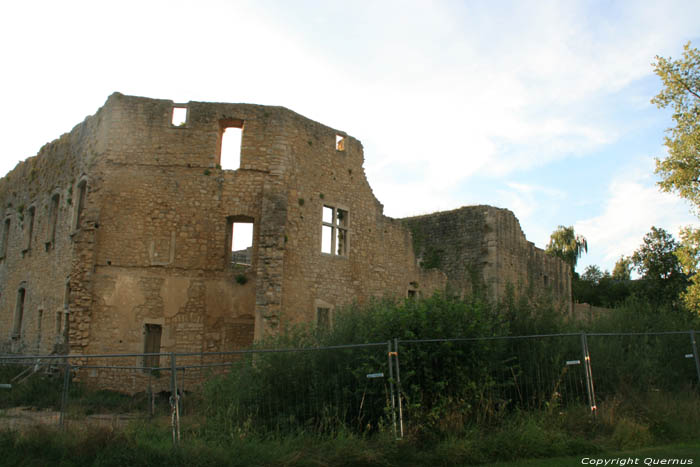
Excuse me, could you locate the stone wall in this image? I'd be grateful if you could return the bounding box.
[0,93,568,378]
[0,107,105,355]
[402,206,571,309]
[0,93,446,370]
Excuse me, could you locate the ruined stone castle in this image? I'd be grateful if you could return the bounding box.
[0,93,570,360]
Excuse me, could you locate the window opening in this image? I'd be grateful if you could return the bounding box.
[144,324,163,368]
[171,106,188,126]
[227,217,254,265]
[13,287,25,339]
[407,289,417,299]
[0,218,9,258]
[23,206,35,251]
[321,205,348,256]
[47,194,60,249]
[74,180,87,230]
[36,309,43,348]
[220,120,244,170]
[55,311,63,342]
[336,135,345,151]
[317,307,331,331]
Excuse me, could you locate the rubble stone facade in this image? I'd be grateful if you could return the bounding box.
[402,206,571,306]
[0,93,570,367]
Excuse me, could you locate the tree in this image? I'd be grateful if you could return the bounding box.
[581,265,605,284]
[612,256,632,281]
[630,227,688,306]
[546,225,587,311]
[546,225,588,276]
[652,42,700,213]
[677,226,700,313]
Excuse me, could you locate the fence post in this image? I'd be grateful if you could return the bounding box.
[690,331,700,387]
[580,332,597,417]
[386,340,398,439]
[59,361,71,430]
[393,338,404,438]
[169,352,180,447]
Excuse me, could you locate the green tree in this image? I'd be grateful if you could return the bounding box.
[546,225,588,276]
[546,225,588,311]
[581,264,605,284]
[630,227,688,306]
[612,256,632,281]
[652,42,700,213]
[677,226,700,313]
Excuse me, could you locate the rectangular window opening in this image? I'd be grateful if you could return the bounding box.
[144,324,163,369]
[55,311,63,343]
[321,205,348,256]
[336,135,345,151]
[13,288,25,339]
[1,218,10,258]
[36,309,43,347]
[23,206,35,251]
[171,106,188,126]
[230,220,254,265]
[74,180,87,230]
[47,194,60,249]
[317,307,330,331]
[220,122,243,170]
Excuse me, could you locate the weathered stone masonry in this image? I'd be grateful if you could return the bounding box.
[402,206,571,306]
[0,94,570,377]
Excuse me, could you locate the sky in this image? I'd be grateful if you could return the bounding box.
[2,0,699,274]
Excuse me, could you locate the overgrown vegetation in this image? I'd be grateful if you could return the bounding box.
[2,293,700,464]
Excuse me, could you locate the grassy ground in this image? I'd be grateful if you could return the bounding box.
[1,428,698,467]
[2,396,700,467]
[491,442,700,467]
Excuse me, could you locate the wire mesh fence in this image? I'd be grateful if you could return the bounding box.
[1,330,699,443]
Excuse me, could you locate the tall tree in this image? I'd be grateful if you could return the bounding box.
[546,225,588,276]
[652,42,700,213]
[546,225,587,311]
[630,227,688,306]
[581,264,605,284]
[612,256,632,281]
[677,226,700,313]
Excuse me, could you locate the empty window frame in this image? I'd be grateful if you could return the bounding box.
[13,287,26,339]
[143,324,163,369]
[171,106,188,127]
[74,180,87,230]
[321,205,348,256]
[46,194,60,249]
[219,119,244,170]
[0,218,10,259]
[23,206,35,251]
[226,216,254,265]
[335,134,345,151]
[317,307,331,331]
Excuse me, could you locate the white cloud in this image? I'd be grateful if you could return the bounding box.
[575,165,697,272]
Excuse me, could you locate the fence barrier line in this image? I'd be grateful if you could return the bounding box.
[587,330,693,336]
[0,342,388,362]
[399,332,584,344]
[3,330,699,448]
